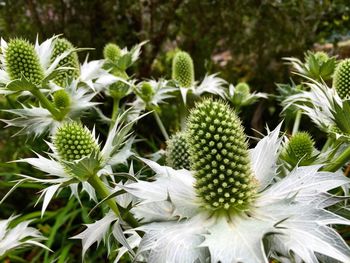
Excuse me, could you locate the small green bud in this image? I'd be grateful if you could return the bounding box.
[187,99,256,213]
[172,51,194,88]
[54,122,100,163]
[282,132,315,167]
[235,82,250,98]
[333,59,350,99]
[51,38,80,86]
[166,131,191,170]
[139,82,154,103]
[5,38,44,85]
[103,43,122,62]
[53,89,71,112]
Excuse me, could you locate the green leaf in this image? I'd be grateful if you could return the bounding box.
[6,77,36,92]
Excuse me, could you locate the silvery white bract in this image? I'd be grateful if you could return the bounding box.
[123,125,350,263]
[13,111,143,217]
[0,215,49,257]
[1,80,99,136]
[226,84,267,107]
[178,73,227,104]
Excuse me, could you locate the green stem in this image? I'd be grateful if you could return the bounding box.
[88,174,121,217]
[153,111,169,140]
[321,145,350,172]
[110,98,120,130]
[292,110,302,135]
[30,88,63,120]
[321,137,333,153]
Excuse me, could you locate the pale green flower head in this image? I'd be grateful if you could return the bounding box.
[333,58,350,99]
[5,38,44,85]
[187,99,257,213]
[53,89,71,112]
[166,131,191,170]
[51,38,80,86]
[103,43,122,62]
[172,51,195,88]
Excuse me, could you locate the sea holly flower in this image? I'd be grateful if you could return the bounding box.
[284,51,336,81]
[333,58,350,99]
[13,110,143,216]
[0,215,49,257]
[226,82,267,111]
[1,80,99,136]
[165,131,191,170]
[171,51,227,104]
[123,99,350,262]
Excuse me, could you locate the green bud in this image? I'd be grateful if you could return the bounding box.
[235,82,250,97]
[187,99,257,213]
[54,122,100,163]
[103,43,122,62]
[172,51,194,88]
[333,59,350,99]
[53,89,71,112]
[166,131,191,170]
[139,82,154,103]
[5,38,44,85]
[282,132,315,167]
[51,38,80,86]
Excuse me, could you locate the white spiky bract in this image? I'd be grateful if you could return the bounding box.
[0,215,49,257]
[226,84,268,107]
[123,125,350,263]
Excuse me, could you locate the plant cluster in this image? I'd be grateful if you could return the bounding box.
[0,36,350,263]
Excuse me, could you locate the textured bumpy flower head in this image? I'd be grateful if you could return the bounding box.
[5,38,44,85]
[187,99,257,212]
[172,51,194,88]
[53,89,71,111]
[54,122,99,162]
[51,38,80,86]
[235,82,250,98]
[103,43,122,62]
[333,59,350,99]
[166,131,191,170]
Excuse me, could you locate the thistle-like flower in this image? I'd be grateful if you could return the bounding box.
[333,58,350,99]
[14,110,142,216]
[103,43,122,63]
[171,50,227,104]
[0,215,48,257]
[124,99,350,262]
[166,131,191,170]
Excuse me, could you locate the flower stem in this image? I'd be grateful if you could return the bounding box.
[153,111,169,140]
[30,87,63,120]
[87,174,139,228]
[110,98,120,131]
[292,110,302,135]
[321,145,350,172]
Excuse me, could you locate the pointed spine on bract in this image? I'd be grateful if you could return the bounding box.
[281,131,315,167]
[186,98,257,213]
[172,51,195,88]
[333,59,350,99]
[5,38,44,85]
[166,131,191,170]
[51,38,80,86]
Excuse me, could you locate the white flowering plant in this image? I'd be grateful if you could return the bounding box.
[0,35,349,263]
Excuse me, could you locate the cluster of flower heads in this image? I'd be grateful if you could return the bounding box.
[1,35,350,263]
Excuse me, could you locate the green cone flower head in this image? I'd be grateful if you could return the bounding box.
[282,131,315,167]
[5,38,44,85]
[103,43,122,62]
[235,82,250,97]
[172,51,194,88]
[333,59,350,99]
[54,122,99,163]
[166,131,191,170]
[53,89,71,112]
[187,99,257,213]
[51,38,80,86]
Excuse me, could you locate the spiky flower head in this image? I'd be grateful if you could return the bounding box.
[172,51,195,88]
[139,82,154,103]
[333,59,350,99]
[282,131,315,167]
[54,122,99,163]
[51,38,80,86]
[5,38,44,85]
[103,43,122,62]
[187,99,257,213]
[166,131,191,170]
[53,89,71,112]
